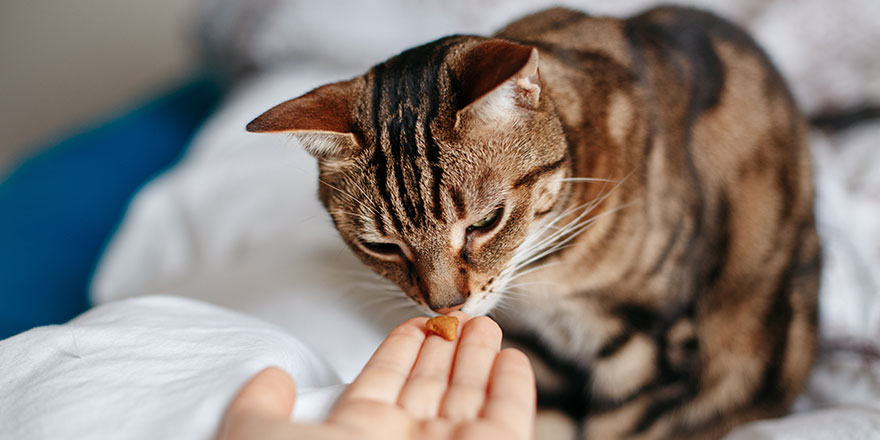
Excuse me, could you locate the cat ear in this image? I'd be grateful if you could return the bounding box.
[456,40,541,127]
[246,80,360,159]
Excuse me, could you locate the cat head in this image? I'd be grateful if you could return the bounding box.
[248,36,569,315]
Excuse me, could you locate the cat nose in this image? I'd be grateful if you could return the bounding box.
[429,293,469,314]
[434,303,464,314]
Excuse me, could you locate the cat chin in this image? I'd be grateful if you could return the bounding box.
[411,291,502,317]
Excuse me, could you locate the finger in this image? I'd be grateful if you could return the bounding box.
[439,316,502,421]
[397,311,472,418]
[226,367,297,420]
[341,317,429,404]
[482,348,536,439]
[218,367,298,440]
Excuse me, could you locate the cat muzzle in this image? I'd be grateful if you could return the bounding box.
[428,293,469,314]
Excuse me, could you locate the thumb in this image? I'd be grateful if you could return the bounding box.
[217,366,298,440]
[228,366,298,419]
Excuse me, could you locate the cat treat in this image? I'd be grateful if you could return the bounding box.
[426,316,459,341]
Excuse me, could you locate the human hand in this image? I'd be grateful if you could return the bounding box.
[217,312,536,440]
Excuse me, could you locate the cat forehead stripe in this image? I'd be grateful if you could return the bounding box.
[368,39,456,231]
[369,64,405,233]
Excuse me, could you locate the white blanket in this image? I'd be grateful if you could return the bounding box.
[2,0,878,438]
[0,295,345,440]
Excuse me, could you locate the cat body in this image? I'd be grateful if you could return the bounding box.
[248,6,820,439]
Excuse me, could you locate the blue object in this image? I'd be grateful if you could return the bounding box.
[0,76,223,340]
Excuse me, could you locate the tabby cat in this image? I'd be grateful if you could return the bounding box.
[247,6,820,439]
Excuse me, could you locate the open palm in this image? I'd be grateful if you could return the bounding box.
[218,312,536,440]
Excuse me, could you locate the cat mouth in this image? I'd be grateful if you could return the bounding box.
[416,290,499,316]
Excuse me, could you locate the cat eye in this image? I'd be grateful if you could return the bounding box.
[467,207,503,233]
[360,241,403,258]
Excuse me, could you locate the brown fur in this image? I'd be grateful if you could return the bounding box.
[248,6,819,439]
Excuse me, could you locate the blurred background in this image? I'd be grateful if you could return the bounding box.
[1,0,877,353]
[0,0,224,338]
[0,0,199,172]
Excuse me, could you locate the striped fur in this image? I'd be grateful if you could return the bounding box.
[248,6,820,439]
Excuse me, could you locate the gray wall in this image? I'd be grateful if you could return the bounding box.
[0,0,200,173]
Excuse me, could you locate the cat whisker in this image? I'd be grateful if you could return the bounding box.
[513,201,595,257]
[350,180,378,205]
[337,275,392,286]
[522,186,614,251]
[492,285,537,312]
[414,193,619,325]
[345,277,400,291]
[508,261,566,282]
[369,299,420,322]
[330,268,387,279]
[506,281,563,291]
[355,288,411,308]
[533,169,634,244]
[560,177,618,183]
[515,211,610,267]
[357,294,401,309]
[490,298,516,314]
[519,201,637,270]
[318,179,359,204]
[346,282,400,293]
[510,216,592,270]
[507,172,636,274]
[319,178,383,217]
[347,289,402,304]
[330,209,379,224]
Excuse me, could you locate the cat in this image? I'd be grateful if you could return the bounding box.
[247,6,820,439]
